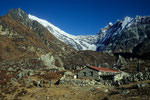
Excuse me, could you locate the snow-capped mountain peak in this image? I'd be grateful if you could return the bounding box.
[109,22,113,26]
[28,14,149,53]
[28,14,98,50]
[121,16,133,28]
[96,16,135,51]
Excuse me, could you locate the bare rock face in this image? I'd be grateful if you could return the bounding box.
[40,53,57,69]
[96,16,150,58]
[117,55,127,69]
[7,8,30,24]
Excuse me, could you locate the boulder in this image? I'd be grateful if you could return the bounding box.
[114,71,130,81]
[27,70,34,76]
[137,83,149,88]
[117,55,127,65]
[104,89,109,93]
[25,78,32,85]
[46,96,50,99]
[17,72,25,78]
[8,67,16,71]
[120,90,130,95]
[11,78,17,82]
[40,53,57,69]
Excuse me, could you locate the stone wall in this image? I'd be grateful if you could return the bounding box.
[78,67,99,79]
[59,72,150,86]
[113,72,150,86]
[59,79,97,86]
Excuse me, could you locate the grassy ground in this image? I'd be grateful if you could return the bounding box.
[1,81,109,100]
[0,72,150,100]
[0,74,112,100]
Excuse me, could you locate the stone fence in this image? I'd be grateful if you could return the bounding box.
[59,72,150,86]
[113,72,150,86]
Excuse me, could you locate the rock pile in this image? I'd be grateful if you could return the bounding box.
[113,72,150,86]
[59,72,99,86]
[59,78,97,86]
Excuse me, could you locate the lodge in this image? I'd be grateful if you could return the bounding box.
[78,66,120,80]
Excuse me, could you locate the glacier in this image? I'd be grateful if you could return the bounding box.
[28,14,98,50]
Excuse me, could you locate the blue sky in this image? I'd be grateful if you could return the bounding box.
[0,0,150,35]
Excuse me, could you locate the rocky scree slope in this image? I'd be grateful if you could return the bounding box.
[0,8,75,70]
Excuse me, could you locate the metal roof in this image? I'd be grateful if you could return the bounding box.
[87,66,119,73]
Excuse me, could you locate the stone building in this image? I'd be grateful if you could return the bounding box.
[78,66,120,80]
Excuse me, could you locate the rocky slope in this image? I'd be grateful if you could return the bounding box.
[7,8,75,54]
[0,8,118,71]
[97,16,150,58]
[0,8,150,72]
[28,14,150,60]
[0,8,80,71]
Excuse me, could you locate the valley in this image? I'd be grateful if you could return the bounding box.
[0,8,150,100]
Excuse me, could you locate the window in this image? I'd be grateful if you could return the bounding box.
[83,72,86,76]
[90,71,93,76]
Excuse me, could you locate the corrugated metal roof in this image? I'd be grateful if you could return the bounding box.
[88,66,119,72]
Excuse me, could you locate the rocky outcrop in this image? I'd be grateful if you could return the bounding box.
[40,53,56,68]
[116,55,127,69]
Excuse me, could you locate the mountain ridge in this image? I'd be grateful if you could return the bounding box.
[28,14,99,50]
[0,8,117,70]
[28,13,150,55]
[97,15,150,55]
[0,8,150,72]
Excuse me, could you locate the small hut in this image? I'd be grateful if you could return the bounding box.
[78,66,120,80]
